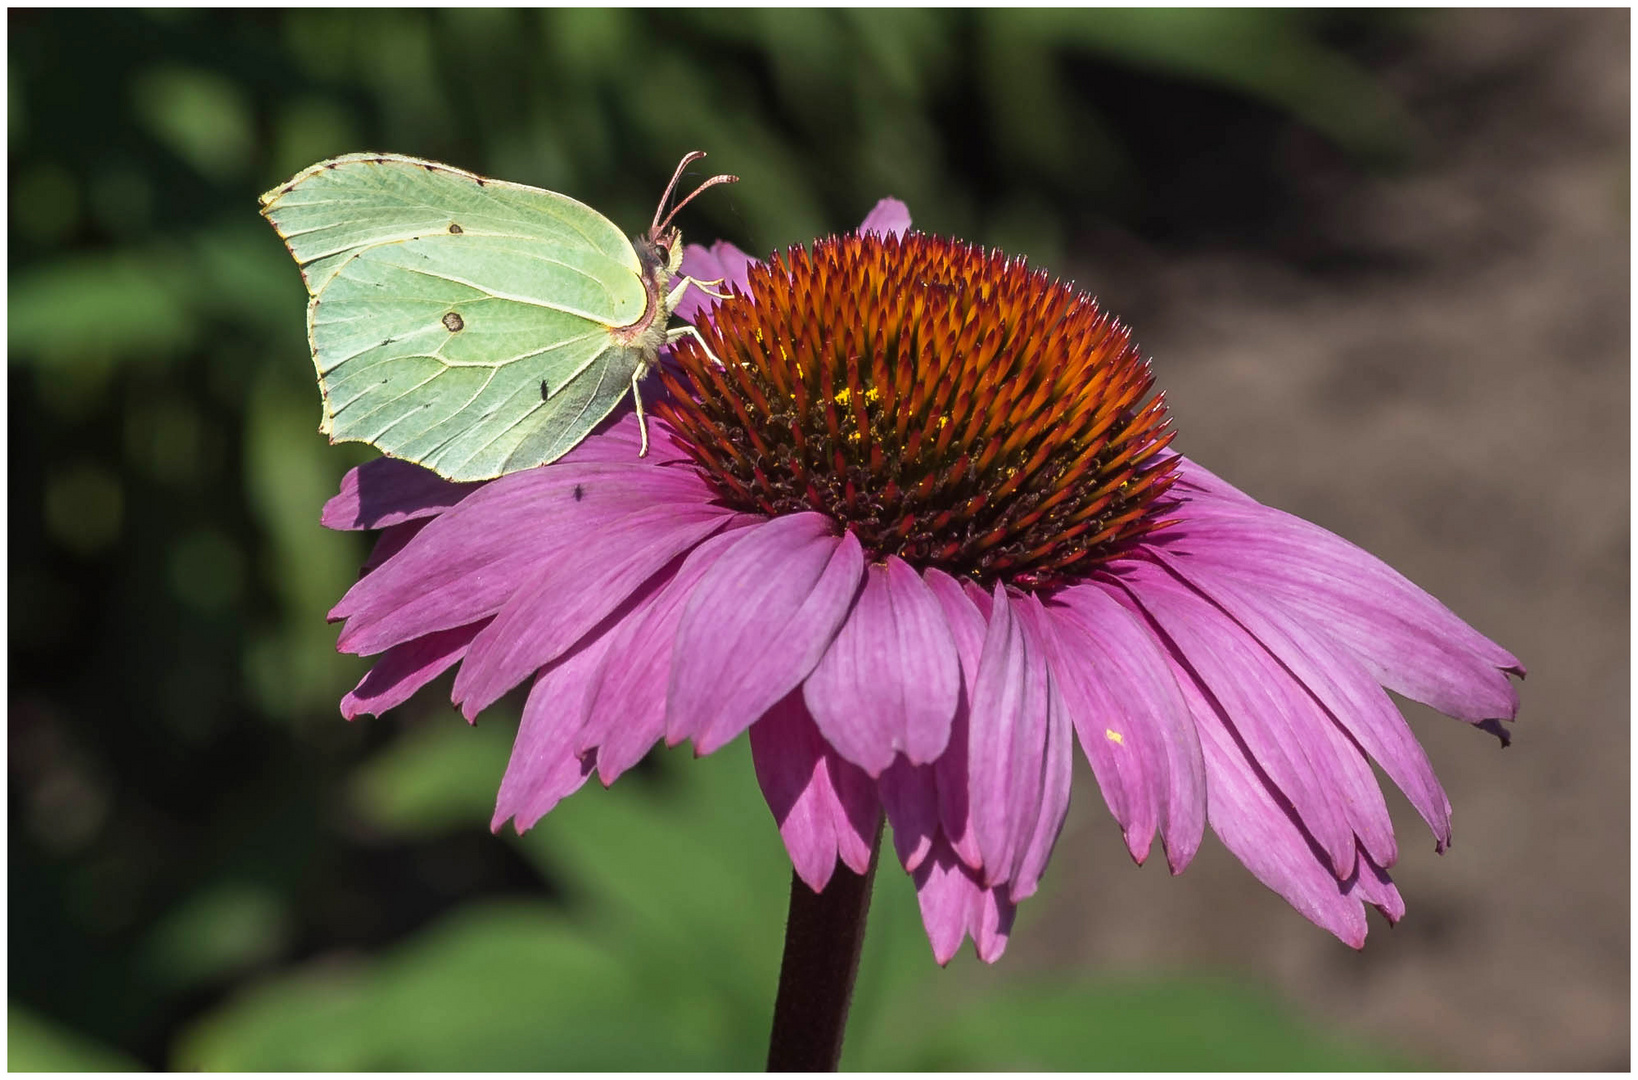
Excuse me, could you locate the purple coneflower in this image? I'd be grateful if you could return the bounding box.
[322,200,1521,971]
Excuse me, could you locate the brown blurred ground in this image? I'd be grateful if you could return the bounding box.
[1028,10,1629,1070]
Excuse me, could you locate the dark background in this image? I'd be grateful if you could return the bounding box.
[9,8,1628,1069]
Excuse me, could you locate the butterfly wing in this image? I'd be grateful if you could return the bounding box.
[260,154,652,480]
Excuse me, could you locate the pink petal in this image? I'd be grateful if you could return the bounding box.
[1160,496,1522,725]
[878,759,938,872]
[911,838,1016,966]
[1153,546,1444,855]
[490,631,611,834]
[749,693,841,892]
[322,457,478,531]
[827,745,880,876]
[1008,596,1076,900]
[451,501,734,720]
[332,463,714,655]
[858,197,912,238]
[1163,451,1260,507]
[1114,560,1360,879]
[805,557,961,775]
[550,410,690,466]
[577,523,757,784]
[1352,848,1405,924]
[967,584,1051,889]
[748,693,882,890]
[1181,671,1372,948]
[362,520,429,572]
[340,620,485,720]
[921,569,988,870]
[668,514,865,755]
[1042,582,1209,871]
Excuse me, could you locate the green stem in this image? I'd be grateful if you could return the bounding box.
[765,817,885,1071]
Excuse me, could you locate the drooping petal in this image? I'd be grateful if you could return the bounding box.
[577,522,758,784]
[322,457,478,531]
[1113,560,1362,879]
[1009,596,1076,900]
[878,759,938,871]
[805,556,961,775]
[748,692,882,890]
[1352,848,1405,924]
[332,463,715,655]
[341,620,485,720]
[921,569,987,870]
[490,630,613,834]
[1158,497,1523,725]
[911,838,1016,965]
[1151,546,1448,853]
[452,501,735,719]
[967,583,1051,889]
[1179,671,1373,948]
[858,197,912,238]
[749,692,841,892]
[1044,582,1209,872]
[668,513,865,754]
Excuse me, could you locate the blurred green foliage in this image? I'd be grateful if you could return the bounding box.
[10,8,1421,1069]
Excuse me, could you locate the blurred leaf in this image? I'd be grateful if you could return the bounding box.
[139,881,292,991]
[242,374,366,720]
[882,973,1413,1070]
[42,461,124,556]
[175,901,726,1070]
[132,66,255,181]
[8,1005,139,1071]
[351,717,516,837]
[1042,9,1412,161]
[9,249,194,367]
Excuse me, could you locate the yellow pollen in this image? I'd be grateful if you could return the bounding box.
[864,387,881,403]
[1105,728,1124,745]
[834,388,852,406]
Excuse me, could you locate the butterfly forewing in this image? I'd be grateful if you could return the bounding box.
[263,154,658,481]
[261,153,642,295]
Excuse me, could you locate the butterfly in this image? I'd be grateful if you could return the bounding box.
[260,151,735,481]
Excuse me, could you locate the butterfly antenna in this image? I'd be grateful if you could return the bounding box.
[657,172,739,235]
[652,151,708,234]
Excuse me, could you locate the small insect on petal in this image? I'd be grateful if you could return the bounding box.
[443,312,465,332]
[1105,728,1125,745]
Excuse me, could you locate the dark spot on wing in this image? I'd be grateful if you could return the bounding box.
[373,156,387,164]
[475,177,487,187]
[573,484,584,502]
[443,312,465,332]
[448,223,464,234]
[540,379,549,400]
[377,337,396,347]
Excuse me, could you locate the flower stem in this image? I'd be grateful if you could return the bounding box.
[765,816,885,1072]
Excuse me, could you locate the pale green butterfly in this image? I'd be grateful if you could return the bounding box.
[259,151,736,480]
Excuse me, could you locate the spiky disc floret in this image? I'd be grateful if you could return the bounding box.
[657,232,1180,589]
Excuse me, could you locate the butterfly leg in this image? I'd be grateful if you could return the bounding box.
[668,275,734,306]
[631,368,650,458]
[665,324,725,368]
